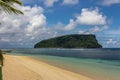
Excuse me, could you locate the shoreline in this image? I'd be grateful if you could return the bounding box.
[2,54,93,80]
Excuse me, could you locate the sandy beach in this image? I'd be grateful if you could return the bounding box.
[2,55,93,80]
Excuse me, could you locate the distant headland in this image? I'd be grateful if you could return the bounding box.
[34,34,102,48]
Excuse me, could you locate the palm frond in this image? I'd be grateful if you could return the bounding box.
[1,0,22,5]
[0,0,23,14]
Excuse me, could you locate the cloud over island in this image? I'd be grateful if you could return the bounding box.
[0,0,120,48]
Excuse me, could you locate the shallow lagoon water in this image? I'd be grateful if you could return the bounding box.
[4,48,120,80]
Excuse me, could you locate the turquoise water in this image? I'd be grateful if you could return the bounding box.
[3,48,120,80]
[34,55,120,80]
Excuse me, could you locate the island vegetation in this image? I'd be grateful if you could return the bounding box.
[34,34,102,48]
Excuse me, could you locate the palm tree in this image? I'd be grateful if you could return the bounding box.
[0,0,23,67]
[0,0,23,14]
[0,50,3,66]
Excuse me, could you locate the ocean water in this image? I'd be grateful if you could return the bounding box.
[3,48,120,80]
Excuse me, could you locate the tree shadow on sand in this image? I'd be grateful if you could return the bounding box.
[0,50,4,80]
[0,67,2,80]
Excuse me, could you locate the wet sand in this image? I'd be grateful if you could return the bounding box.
[2,55,93,80]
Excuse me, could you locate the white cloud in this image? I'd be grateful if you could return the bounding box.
[90,25,108,33]
[0,5,56,48]
[26,14,46,32]
[54,22,64,30]
[58,8,107,31]
[102,0,120,6]
[0,5,45,34]
[106,39,117,45]
[54,19,77,31]
[76,8,106,25]
[101,37,120,48]
[78,30,90,34]
[64,19,76,31]
[44,0,58,7]
[78,25,108,34]
[62,0,79,5]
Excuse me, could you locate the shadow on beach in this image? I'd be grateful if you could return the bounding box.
[0,67,2,80]
[0,50,4,80]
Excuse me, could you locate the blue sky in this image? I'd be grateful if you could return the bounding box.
[0,0,120,48]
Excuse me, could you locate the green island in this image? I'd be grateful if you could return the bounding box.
[34,34,102,48]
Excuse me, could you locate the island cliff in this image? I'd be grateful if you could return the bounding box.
[34,34,102,48]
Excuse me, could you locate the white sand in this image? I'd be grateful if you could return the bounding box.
[2,55,93,80]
